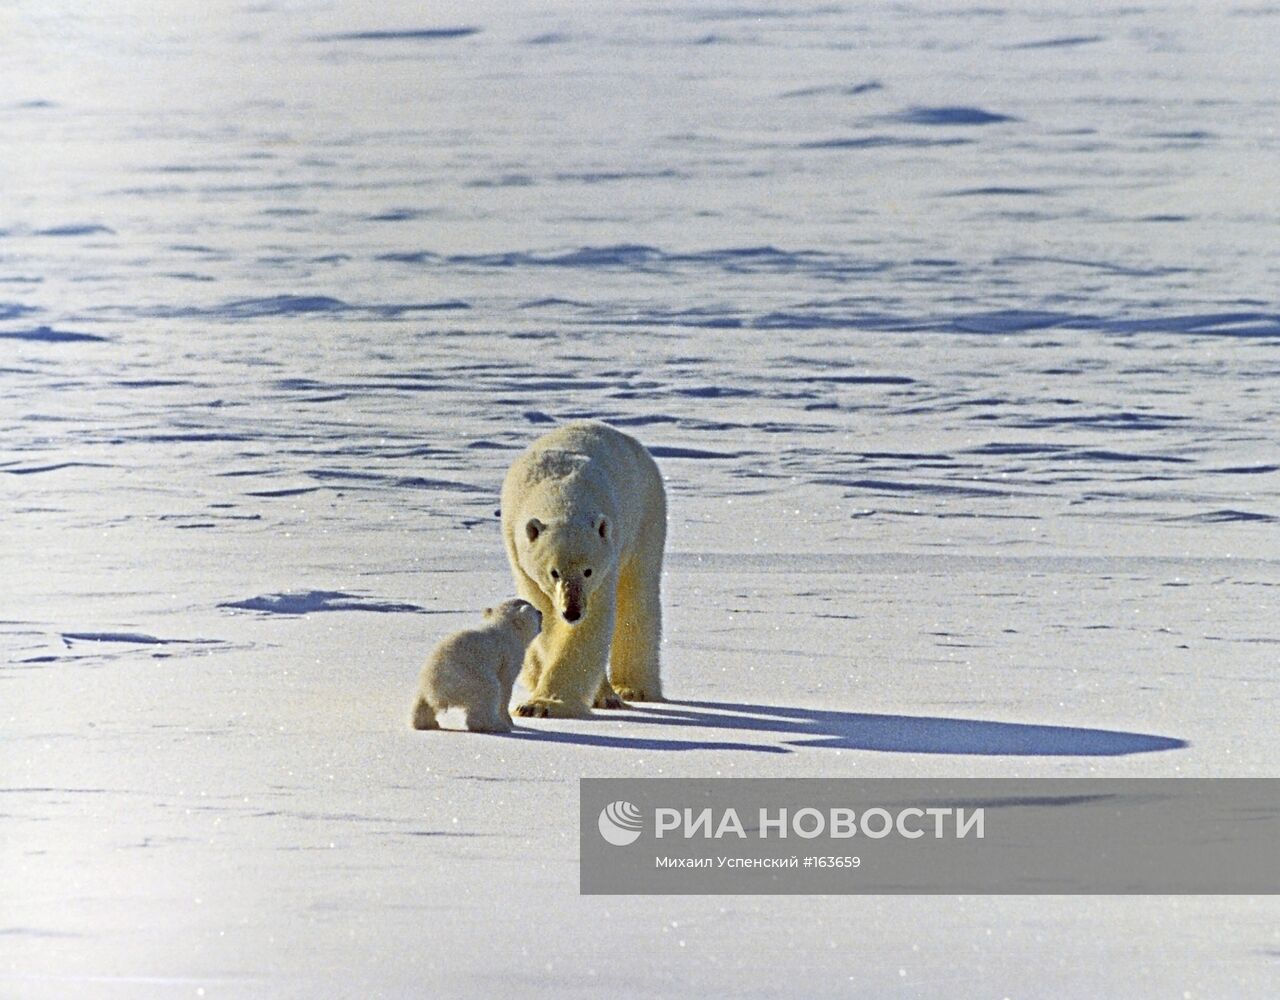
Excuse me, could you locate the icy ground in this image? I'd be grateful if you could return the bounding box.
[4,1,1279,997]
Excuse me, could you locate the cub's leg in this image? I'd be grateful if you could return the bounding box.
[465,706,513,733]
[410,696,439,731]
[464,680,513,733]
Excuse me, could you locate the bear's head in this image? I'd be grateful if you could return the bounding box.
[519,514,613,626]
[483,598,543,644]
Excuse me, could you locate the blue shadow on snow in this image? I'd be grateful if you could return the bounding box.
[506,700,1187,756]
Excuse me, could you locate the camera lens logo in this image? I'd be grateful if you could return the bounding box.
[597,800,643,846]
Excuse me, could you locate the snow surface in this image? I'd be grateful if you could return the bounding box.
[3,1,1278,997]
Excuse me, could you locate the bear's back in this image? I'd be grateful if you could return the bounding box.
[525,447,590,482]
[517,421,657,495]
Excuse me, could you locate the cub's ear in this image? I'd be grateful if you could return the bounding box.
[525,518,545,543]
[596,517,609,540]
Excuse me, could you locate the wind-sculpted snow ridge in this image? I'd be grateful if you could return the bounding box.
[59,632,220,646]
[1003,34,1104,50]
[219,591,428,615]
[781,80,883,98]
[8,630,231,666]
[0,326,108,343]
[885,106,1018,126]
[798,135,977,150]
[33,224,116,237]
[380,244,882,277]
[313,27,480,42]
[134,295,472,320]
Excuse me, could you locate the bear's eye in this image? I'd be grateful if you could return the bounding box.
[583,568,592,577]
[550,569,559,580]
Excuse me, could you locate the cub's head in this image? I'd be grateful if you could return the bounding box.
[518,514,613,625]
[483,598,542,644]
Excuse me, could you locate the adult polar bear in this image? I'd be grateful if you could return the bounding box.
[501,420,666,717]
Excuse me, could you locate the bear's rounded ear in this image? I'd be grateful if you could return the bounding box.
[597,517,609,540]
[525,518,544,543]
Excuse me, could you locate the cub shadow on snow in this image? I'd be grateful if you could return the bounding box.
[506,699,1186,756]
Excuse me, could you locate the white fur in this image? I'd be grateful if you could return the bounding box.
[410,599,542,733]
[501,420,667,718]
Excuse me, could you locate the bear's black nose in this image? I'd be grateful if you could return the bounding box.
[563,609,581,623]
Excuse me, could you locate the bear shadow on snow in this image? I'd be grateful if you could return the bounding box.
[504,699,1187,756]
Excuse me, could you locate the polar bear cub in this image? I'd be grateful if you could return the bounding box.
[410,599,542,733]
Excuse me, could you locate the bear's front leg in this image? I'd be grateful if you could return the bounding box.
[509,556,555,694]
[514,595,615,718]
[609,552,664,703]
[518,635,547,693]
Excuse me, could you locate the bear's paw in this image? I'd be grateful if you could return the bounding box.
[613,685,663,704]
[513,697,592,719]
[593,688,629,710]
